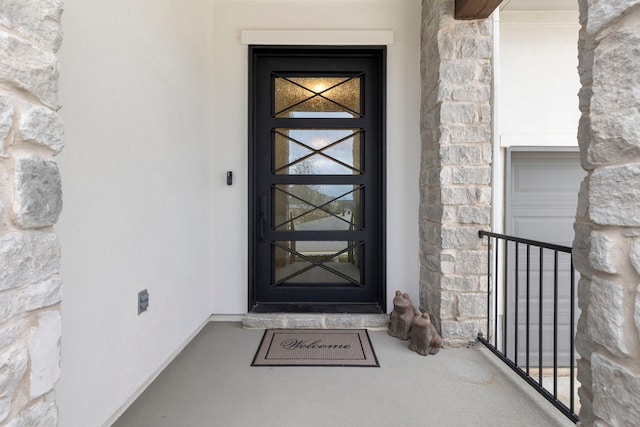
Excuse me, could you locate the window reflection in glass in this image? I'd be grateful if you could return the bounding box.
[274,184,362,231]
[273,241,362,285]
[274,129,362,175]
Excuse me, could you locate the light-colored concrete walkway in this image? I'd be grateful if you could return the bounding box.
[112,322,575,427]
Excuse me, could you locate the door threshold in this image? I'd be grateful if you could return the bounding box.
[243,311,388,330]
[250,304,384,314]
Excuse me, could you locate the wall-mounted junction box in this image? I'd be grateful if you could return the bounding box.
[138,289,149,314]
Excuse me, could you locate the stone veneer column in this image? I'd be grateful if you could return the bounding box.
[0,1,64,425]
[574,1,640,425]
[419,0,492,346]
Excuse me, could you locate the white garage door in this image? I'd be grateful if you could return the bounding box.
[507,151,583,245]
[506,151,584,366]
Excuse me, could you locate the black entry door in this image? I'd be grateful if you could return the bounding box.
[249,46,386,312]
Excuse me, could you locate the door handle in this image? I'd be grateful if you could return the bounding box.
[259,196,267,242]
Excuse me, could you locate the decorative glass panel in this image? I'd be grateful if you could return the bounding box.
[274,184,363,231]
[274,76,361,118]
[273,241,362,285]
[274,129,362,175]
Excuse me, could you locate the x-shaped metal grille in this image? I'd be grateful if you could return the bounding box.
[273,240,363,286]
[274,129,363,175]
[274,185,363,231]
[273,73,363,118]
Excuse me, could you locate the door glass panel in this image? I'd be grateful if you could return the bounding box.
[273,241,362,285]
[274,76,361,118]
[274,129,362,175]
[274,184,362,231]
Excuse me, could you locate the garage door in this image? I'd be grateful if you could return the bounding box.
[506,151,584,366]
[507,151,583,245]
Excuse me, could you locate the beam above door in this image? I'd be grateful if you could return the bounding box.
[455,0,503,20]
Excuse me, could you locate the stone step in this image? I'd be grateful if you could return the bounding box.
[242,313,389,330]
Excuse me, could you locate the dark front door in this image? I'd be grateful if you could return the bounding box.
[249,46,386,313]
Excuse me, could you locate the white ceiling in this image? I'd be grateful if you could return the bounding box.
[500,0,578,11]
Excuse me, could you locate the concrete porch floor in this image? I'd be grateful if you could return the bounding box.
[112,322,575,427]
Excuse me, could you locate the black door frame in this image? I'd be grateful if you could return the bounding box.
[248,45,386,313]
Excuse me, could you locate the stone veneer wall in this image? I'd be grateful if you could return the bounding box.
[0,1,64,425]
[574,0,640,425]
[419,0,492,346]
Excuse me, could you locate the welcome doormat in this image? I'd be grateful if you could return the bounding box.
[251,329,379,367]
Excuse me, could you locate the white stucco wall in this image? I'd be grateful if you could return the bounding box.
[56,0,420,424]
[499,10,580,147]
[56,1,215,426]
[210,0,422,314]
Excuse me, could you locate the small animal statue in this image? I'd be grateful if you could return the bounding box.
[408,311,442,356]
[388,291,415,340]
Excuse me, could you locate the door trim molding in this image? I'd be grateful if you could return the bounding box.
[241,30,394,46]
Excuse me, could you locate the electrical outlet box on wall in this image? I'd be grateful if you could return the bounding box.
[138,289,149,314]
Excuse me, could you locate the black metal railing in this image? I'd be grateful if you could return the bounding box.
[477,230,578,423]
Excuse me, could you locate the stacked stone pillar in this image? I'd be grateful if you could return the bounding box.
[574,1,640,425]
[419,0,492,346]
[0,1,64,425]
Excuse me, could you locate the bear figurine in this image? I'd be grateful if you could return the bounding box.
[408,311,442,356]
[388,291,415,340]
